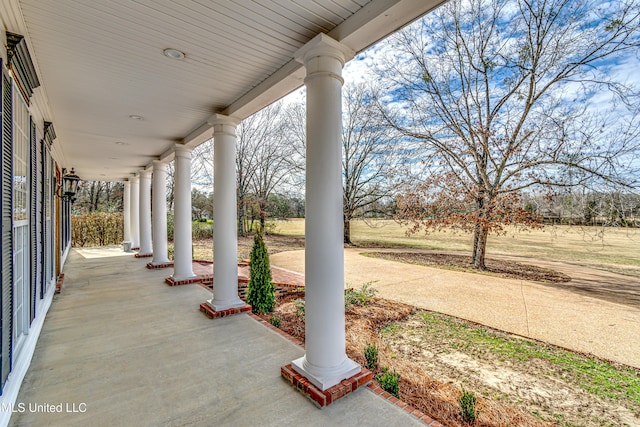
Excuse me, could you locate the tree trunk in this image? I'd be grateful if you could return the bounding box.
[472,190,487,270]
[259,200,266,232]
[473,225,488,270]
[344,217,352,245]
[472,225,480,265]
[91,182,101,212]
[238,199,245,237]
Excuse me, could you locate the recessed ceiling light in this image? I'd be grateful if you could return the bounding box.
[129,115,144,121]
[115,141,127,145]
[163,48,185,60]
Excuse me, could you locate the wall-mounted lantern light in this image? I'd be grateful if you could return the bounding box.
[57,168,81,202]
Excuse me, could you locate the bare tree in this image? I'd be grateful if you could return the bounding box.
[74,181,123,213]
[378,0,640,269]
[286,86,405,243]
[236,101,297,234]
[247,102,297,230]
[236,110,261,236]
[342,83,401,244]
[166,161,175,212]
[282,99,307,179]
[165,139,213,214]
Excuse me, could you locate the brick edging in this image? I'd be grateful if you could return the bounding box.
[366,383,444,426]
[249,313,305,347]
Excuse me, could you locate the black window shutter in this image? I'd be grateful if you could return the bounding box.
[30,118,37,323]
[40,139,46,300]
[1,67,15,390]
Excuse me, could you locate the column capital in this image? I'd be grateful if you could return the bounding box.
[208,114,240,137]
[139,168,152,177]
[130,174,139,182]
[294,34,355,68]
[174,144,193,159]
[207,113,240,128]
[152,159,167,170]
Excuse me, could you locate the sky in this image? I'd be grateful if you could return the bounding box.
[263,0,640,196]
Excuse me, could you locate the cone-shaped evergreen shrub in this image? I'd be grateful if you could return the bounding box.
[247,230,276,314]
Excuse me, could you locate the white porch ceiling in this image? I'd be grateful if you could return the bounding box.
[14,0,445,181]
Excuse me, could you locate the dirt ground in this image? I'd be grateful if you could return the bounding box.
[192,234,304,261]
[382,313,639,427]
[363,252,572,283]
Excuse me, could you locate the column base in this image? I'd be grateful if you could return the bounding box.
[291,355,361,391]
[147,261,174,269]
[281,364,372,408]
[199,302,251,319]
[206,298,246,312]
[165,274,199,286]
[135,253,153,258]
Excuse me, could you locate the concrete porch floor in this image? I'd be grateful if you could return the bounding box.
[10,248,423,427]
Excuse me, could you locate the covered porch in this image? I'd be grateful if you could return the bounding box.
[11,248,424,426]
[0,0,447,423]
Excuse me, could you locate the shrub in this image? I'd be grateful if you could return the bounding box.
[364,343,379,370]
[345,281,377,308]
[269,316,281,328]
[192,220,213,239]
[293,299,305,316]
[246,229,276,314]
[263,220,279,235]
[375,368,400,398]
[71,212,123,247]
[460,388,477,423]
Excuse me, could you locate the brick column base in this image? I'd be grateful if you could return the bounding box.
[199,302,252,319]
[280,364,372,408]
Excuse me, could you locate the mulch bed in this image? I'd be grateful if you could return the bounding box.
[258,291,549,427]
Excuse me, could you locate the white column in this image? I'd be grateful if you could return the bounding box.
[130,174,140,249]
[291,34,359,391]
[171,144,196,280]
[207,115,245,311]
[123,180,131,245]
[138,168,153,256]
[151,160,170,265]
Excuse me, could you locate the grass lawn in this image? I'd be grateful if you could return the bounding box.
[272,219,640,276]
